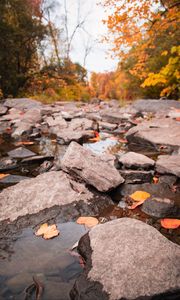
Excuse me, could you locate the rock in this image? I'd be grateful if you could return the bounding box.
[68,118,96,131]
[61,142,124,192]
[8,147,36,159]
[54,129,94,145]
[118,151,155,169]
[4,98,42,110]
[12,121,33,138]
[132,99,180,113]
[21,155,54,164]
[45,115,67,128]
[21,108,42,124]
[119,169,153,184]
[141,197,178,218]
[70,218,180,300]
[126,118,180,153]
[101,106,138,124]
[99,121,118,131]
[0,157,18,172]
[0,174,29,186]
[0,105,8,115]
[0,171,112,222]
[156,155,180,177]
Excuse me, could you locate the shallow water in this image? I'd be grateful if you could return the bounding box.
[0,222,87,300]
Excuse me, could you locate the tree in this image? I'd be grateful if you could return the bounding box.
[0,0,46,97]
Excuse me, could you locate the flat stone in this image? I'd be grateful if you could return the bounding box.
[68,118,96,131]
[141,197,178,218]
[45,115,67,127]
[0,105,8,115]
[61,142,124,192]
[71,218,180,300]
[126,118,180,152]
[132,99,180,113]
[99,121,118,131]
[0,171,112,222]
[54,129,94,144]
[156,155,180,177]
[119,169,153,184]
[8,147,36,159]
[119,151,155,169]
[12,122,33,138]
[0,174,29,185]
[4,98,42,109]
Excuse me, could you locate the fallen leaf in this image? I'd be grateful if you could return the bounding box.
[160,219,180,229]
[15,141,35,146]
[119,138,128,143]
[128,200,144,210]
[35,223,60,239]
[130,191,151,202]
[176,117,180,122]
[76,216,99,227]
[153,176,159,184]
[0,173,10,179]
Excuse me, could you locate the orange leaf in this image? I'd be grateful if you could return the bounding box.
[160,219,180,229]
[119,138,128,143]
[153,176,159,184]
[176,117,180,122]
[130,191,151,202]
[76,216,99,228]
[0,173,10,179]
[15,141,35,146]
[35,223,60,239]
[128,200,144,210]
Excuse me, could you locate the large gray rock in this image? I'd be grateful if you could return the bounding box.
[126,118,180,152]
[141,197,178,218]
[71,218,180,300]
[61,142,124,192]
[132,99,180,113]
[0,171,112,222]
[156,155,180,177]
[4,98,42,110]
[119,151,155,169]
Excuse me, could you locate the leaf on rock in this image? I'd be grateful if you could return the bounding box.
[0,173,10,179]
[130,191,151,202]
[15,141,35,146]
[35,223,60,239]
[153,176,159,184]
[128,200,145,210]
[76,216,99,228]
[160,218,180,229]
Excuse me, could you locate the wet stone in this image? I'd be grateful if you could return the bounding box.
[0,157,18,172]
[71,218,180,300]
[119,169,153,184]
[118,151,155,169]
[141,197,179,218]
[8,147,36,159]
[0,174,29,185]
[0,171,112,222]
[156,155,180,177]
[21,155,54,165]
[61,142,124,192]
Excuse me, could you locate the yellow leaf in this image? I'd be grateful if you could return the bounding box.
[76,217,99,228]
[130,191,151,202]
[35,223,60,239]
[161,50,168,56]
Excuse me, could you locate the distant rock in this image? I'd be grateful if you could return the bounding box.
[61,142,124,192]
[0,171,112,222]
[0,105,8,116]
[132,99,180,113]
[8,147,36,159]
[4,98,42,110]
[71,218,180,300]
[118,151,155,169]
[156,155,180,177]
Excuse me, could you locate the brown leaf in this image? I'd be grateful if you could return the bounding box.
[76,216,99,228]
[128,200,144,210]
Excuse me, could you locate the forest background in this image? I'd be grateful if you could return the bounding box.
[0,0,179,102]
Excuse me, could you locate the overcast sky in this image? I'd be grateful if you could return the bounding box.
[55,0,118,73]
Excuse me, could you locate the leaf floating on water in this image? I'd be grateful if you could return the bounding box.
[35,223,60,239]
[130,191,151,202]
[128,200,145,210]
[76,216,99,228]
[160,219,180,229]
[89,131,100,142]
[0,173,10,179]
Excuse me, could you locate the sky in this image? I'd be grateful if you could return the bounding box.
[55,0,118,73]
